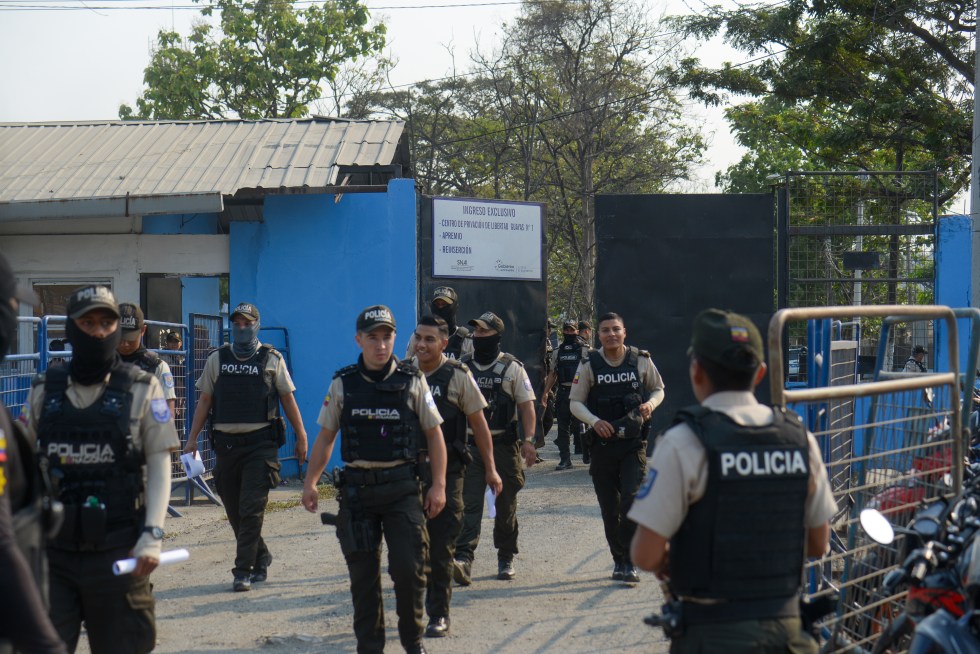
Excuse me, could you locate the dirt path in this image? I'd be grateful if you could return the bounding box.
[79,440,671,653]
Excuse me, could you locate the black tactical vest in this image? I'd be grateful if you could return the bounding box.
[127,348,161,373]
[670,406,810,603]
[212,345,278,424]
[425,359,468,460]
[445,325,470,361]
[37,364,147,549]
[586,347,645,421]
[556,341,585,385]
[461,353,519,431]
[338,361,423,463]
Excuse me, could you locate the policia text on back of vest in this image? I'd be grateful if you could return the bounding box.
[669,406,809,622]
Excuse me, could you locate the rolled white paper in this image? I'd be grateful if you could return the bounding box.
[485,487,497,519]
[113,548,190,576]
[180,452,205,478]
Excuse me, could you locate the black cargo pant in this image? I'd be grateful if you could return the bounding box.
[48,544,156,654]
[424,463,465,619]
[671,617,817,654]
[589,437,646,564]
[336,468,428,654]
[212,431,280,578]
[553,385,580,461]
[456,433,524,564]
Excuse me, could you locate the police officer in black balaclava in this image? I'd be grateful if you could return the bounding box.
[407,287,473,361]
[0,250,67,654]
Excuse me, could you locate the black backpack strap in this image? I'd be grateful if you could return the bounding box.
[41,365,70,418]
[333,363,358,380]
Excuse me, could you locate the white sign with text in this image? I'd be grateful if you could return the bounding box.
[432,198,543,280]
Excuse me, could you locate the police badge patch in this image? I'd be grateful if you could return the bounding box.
[424,390,436,410]
[150,398,171,423]
[523,378,532,392]
[635,468,658,499]
[162,372,175,389]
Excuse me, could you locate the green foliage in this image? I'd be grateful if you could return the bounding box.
[120,0,386,120]
[674,0,973,202]
[359,0,705,318]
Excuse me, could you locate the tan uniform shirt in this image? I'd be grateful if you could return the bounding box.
[196,345,295,434]
[23,371,180,456]
[569,347,665,427]
[151,357,177,402]
[627,391,837,538]
[465,353,535,436]
[316,360,443,468]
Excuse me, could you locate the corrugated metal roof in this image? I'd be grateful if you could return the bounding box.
[0,118,406,206]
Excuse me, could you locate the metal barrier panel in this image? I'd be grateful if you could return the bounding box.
[770,305,962,653]
[188,314,224,480]
[1,318,41,419]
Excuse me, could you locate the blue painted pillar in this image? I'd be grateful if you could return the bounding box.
[935,215,972,374]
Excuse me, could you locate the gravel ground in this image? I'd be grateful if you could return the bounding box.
[77,439,671,653]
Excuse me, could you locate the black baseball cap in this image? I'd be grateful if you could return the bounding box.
[913,345,927,355]
[357,305,396,332]
[469,311,505,334]
[0,250,38,305]
[432,286,458,305]
[577,320,591,331]
[118,303,145,342]
[231,302,260,321]
[562,320,577,331]
[67,285,119,320]
[688,308,764,373]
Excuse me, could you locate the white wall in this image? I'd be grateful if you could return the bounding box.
[4,234,229,314]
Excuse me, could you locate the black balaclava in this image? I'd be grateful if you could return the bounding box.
[472,333,501,365]
[431,300,458,333]
[358,353,394,382]
[232,320,260,359]
[120,341,147,364]
[562,332,578,345]
[66,318,122,385]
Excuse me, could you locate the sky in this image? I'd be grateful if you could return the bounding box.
[0,0,744,190]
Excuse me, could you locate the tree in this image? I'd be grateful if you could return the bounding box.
[674,0,973,203]
[119,0,387,120]
[360,0,705,319]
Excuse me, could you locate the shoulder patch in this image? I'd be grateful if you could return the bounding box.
[635,468,658,499]
[161,371,175,389]
[424,389,437,410]
[150,398,171,423]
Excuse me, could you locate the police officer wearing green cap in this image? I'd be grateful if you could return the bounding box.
[23,285,179,653]
[185,301,308,592]
[303,305,446,654]
[629,309,836,653]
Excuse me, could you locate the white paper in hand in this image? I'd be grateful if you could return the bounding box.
[113,548,190,575]
[485,487,497,519]
[180,452,205,478]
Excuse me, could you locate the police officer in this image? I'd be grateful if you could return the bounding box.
[117,303,176,416]
[406,286,473,360]
[629,309,836,653]
[303,305,446,654]
[413,315,503,638]
[184,302,308,592]
[570,312,664,583]
[0,251,67,654]
[453,311,537,583]
[23,285,178,654]
[904,345,928,373]
[542,320,588,470]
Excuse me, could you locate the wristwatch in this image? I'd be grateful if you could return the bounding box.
[142,526,165,540]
